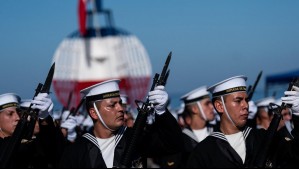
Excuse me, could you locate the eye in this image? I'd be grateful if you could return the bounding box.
[235,99,242,103]
[8,111,15,116]
[108,103,117,108]
[206,101,212,106]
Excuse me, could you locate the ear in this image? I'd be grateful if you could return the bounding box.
[185,116,192,125]
[214,100,224,114]
[191,104,199,115]
[89,108,99,120]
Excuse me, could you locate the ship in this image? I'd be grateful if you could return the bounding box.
[52,0,152,110]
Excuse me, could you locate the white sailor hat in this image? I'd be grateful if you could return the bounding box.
[0,93,21,111]
[120,94,128,105]
[181,86,210,104]
[255,97,276,107]
[177,103,185,115]
[80,79,120,102]
[20,99,32,109]
[207,75,247,97]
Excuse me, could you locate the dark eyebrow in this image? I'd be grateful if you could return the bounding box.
[109,99,120,105]
[109,101,117,105]
[235,96,245,100]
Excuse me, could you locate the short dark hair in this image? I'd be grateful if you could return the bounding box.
[182,103,193,119]
[212,95,227,114]
[85,101,94,113]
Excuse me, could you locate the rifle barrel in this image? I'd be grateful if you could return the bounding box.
[248,71,262,100]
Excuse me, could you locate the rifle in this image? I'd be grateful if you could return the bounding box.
[62,92,73,113]
[120,52,172,168]
[247,71,263,101]
[0,63,55,168]
[254,77,299,168]
[65,96,85,120]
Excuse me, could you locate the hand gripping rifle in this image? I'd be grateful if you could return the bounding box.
[0,63,55,168]
[120,52,171,168]
[24,63,55,140]
[64,95,86,121]
[254,77,299,168]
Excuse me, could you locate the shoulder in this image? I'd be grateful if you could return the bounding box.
[63,136,94,154]
[248,127,267,139]
[192,135,217,152]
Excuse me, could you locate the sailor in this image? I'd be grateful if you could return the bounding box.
[172,86,216,167]
[0,92,63,168]
[178,86,215,165]
[120,94,134,127]
[267,88,299,167]
[255,96,276,129]
[0,93,21,139]
[246,100,258,128]
[0,92,54,139]
[59,79,183,168]
[120,94,130,112]
[176,103,187,129]
[19,98,65,168]
[19,99,41,139]
[273,99,293,137]
[187,75,299,168]
[59,108,86,143]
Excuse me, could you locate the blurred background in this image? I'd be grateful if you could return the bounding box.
[1,0,299,112]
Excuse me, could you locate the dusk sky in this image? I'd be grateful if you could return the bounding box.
[1,0,299,108]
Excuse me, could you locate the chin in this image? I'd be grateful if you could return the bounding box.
[116,121,125,127]
[238,120,247,127]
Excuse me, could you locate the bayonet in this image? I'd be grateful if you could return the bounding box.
[40,63,55,94]
[158,51,171,86]
[248,71,262,100]
[163,69,170,86]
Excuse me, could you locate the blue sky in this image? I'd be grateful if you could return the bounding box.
[1,0,299,108]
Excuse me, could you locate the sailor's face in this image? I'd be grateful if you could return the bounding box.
[98,97,124,130]
[0,107,20,138]
[224,92,249,127]
[200,98,215,121]
[278,108,292,129]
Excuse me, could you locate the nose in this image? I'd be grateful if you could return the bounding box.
[14,111,20,121]
[117,103,124,112]
[243,100,249,110]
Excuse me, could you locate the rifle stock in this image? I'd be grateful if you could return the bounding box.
[120,52,172,168]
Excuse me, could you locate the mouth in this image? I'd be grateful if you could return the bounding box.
[116,115,124,121]
[240,114,248,120]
